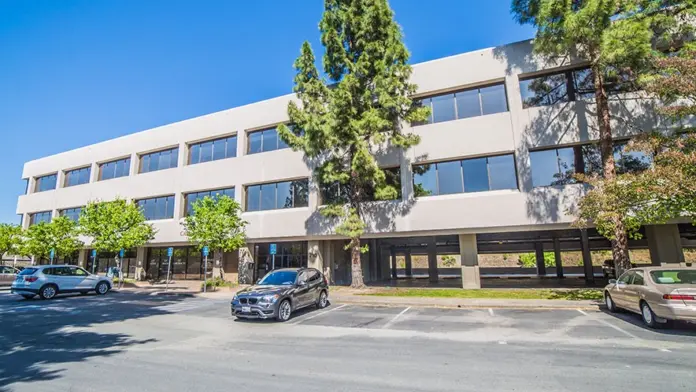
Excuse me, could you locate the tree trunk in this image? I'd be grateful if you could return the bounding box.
[350,237,365,288]
[592,64,632,275]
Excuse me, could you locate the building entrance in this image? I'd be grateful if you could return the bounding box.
[253,241,308,280]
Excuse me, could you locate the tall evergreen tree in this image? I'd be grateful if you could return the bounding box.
[511,0,695,274]
[278,0,429,287]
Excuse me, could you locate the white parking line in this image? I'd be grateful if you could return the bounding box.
[292,304,348,324]
[577,309,641,340]
[382,306,411,329]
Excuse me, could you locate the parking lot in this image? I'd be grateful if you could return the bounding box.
[1,290,695,391]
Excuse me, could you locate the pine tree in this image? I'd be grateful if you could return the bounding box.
[278,0,429,288]
[511,0,695,275]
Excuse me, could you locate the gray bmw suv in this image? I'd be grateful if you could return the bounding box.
[231,268,329,322]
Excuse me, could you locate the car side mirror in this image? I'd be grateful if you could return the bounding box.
[256,279,261,284]
[608,279,617,284]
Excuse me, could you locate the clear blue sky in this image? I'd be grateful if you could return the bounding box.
[0,0,533,224]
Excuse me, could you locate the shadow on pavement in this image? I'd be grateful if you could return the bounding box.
[599,308,696,337]
[0,291,193,392]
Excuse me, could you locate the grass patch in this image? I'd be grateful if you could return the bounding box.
[201,277,237,291]
[362,288,603,301]
[112,278,136,284]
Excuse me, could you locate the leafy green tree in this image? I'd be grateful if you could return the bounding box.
[278,0,430,287]
[576,52,696,239]
[181,195,247,283]
[511,0,695,274]
[79,199,156,275]
[0,223,23,258]
[518,252,555,268]
[21,216,83,262]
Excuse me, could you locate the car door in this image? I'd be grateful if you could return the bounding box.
[294,271,312,308]
[612,271,634,308]
[623,270,645,313]
[307,269,322,303]
[71,267,96,290]
[0,266,15,286]
[54,266,78,290]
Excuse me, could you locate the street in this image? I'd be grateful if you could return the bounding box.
[0,290,695,392]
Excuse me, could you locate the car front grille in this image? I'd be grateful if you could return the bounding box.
[239,298,248,304]
[248,298,258,305]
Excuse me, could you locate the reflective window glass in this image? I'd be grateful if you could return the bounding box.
[140,148,178,173]
[455,89,480,119]
[436,161,463,195]
[462,157,489,193]
[488,155,518,190]
[530,149,560,187]
[248,131,263,154]
[520,73,569,108]
[35,174,57,192]
[413,164,437,196]
[246,185,261,211]
[480,84,508,115]
[431,94,456,123]
[276,181,292,209]
[260,183,276,210]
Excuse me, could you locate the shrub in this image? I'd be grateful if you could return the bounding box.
[201,277,236,291]
[518,252,555,268]
[441,255,457,267]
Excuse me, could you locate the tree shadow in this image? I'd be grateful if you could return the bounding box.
[0,292,192,391]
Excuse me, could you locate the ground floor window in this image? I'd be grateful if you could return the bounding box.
[85,249,137,278]
[145,246,211,281]
[253,241,308,279]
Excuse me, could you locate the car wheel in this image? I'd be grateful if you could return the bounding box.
[641,301,659,328]
[21,294,35,300]
[605,292,618,313]
[317,290,328,309]
[39,284,58,300]
[276,299,292,322]
[95,281,110,295]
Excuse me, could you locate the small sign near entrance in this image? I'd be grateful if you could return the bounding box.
[167,247,173,257]
[269,243,277,255]
[49,249,55,260]
[119,249,125,258]
[202,246,209,257]
[91,249,97,258]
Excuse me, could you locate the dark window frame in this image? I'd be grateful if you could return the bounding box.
[245,179,310,212]
[184,187,236,216]
[412,153,519,197]
[321,167,402,205]
[64,166,92,188]
[413,82,509,126]
[59,207,83,223]
[29,211,52,226]
[138,147,180,174]
[99,157,131,181]
[34,173,58,193]
[135,195,176,220]
[188,135,238,165]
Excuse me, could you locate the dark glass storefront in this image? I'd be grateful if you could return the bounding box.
[253,241,308,280]
[145,246,212,281]
[85,249,137,278]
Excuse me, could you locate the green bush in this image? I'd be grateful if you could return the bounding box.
[201,277,236,291]
[441,255,457,267]
[518,252,555,268]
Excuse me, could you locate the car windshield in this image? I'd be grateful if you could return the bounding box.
[258,270,297,286]
[18,268,37,276]
[650,270,696,285]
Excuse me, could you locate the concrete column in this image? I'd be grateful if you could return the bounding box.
[322,241,334,282]
[308,240,324,271]
[390,246,397,279]
[459,234,480,289]
[308,177,320,213]
[90,162,100,183]
[177,142,187,168]
[427,237,438,283]
[400,149,414,201]
[135,247,147,281]
[56,170,65,190]
[129,152,139,176]
[553,237,564,278]
[77,249,87,268]
[580,229,594,284]
[646,224,685,265]
[535,242,546,276]
[405,249,413,278]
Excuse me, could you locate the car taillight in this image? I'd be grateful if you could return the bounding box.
[24,276,38,282]
[663,294,696,300]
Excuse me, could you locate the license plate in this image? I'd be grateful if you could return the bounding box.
[242,306,251,313]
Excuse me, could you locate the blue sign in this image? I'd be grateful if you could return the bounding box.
[202,246,209,257]
[91,249,97,258]
[49,249,55,260]
[269,243,277,255]
[167,247,173,257]
[119,249,125,258]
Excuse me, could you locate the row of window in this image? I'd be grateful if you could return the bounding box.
[413,154,518,196]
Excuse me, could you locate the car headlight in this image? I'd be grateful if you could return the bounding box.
[232,295,239,302]
[260,294,280,303]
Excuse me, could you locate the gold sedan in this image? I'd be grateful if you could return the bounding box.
[604,267,696,328]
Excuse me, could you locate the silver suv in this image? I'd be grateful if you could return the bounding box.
[11,265,113,300]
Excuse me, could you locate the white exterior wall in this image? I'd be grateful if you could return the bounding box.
[16,40,665,243]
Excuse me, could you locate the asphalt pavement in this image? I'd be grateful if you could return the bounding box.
[0,290,695,392]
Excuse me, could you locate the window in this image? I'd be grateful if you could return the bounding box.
[520,67,637,108]
[60,207,82,223]
[247,127,290,154]
[70,267,88,276]
[139,147,179,173]
[99,158,131,181]
[189,135,237,165]
[618,271,633,284]
[34,174,57,192]
[245,179,309,211]
[136,195,175,220]
[184,187,235,215]
[23,179,29,195]
[415,83,508,125]
[530,141,652,187]
[64,166,91,187]
[631,270,645,285]
[413,154,518,197]
[321,168,401,204]
[29,211,52,226]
